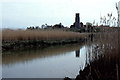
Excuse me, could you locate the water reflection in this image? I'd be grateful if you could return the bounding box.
[3,44,84,65]
[2,43,91,78]
[75,50,80,57]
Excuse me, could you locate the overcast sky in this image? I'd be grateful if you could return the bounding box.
[1,0,120,29]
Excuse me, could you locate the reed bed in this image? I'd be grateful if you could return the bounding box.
[75,28,120,80]
[2,29,88,41]
[2,29,89,50]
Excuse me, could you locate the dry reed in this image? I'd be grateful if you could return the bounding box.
[2,29,88,41]
[76,28,120,80]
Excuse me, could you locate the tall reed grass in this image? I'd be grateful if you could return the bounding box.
[76,28,120,80]
[2,29,88,41]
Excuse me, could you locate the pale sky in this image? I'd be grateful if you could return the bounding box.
[1,0,120,29]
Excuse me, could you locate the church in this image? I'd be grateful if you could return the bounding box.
[70,13,83,28]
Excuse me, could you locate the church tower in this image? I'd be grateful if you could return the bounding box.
[75,13,80,28]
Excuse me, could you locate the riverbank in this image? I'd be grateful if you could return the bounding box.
[75,54,120,80]
[2,29,91,51]
[2,38,87,51]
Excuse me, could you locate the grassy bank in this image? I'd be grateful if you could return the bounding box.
[2,29,89,51]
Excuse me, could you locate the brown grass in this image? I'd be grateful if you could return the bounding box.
[2,29,88,41]
[75,28,120,80]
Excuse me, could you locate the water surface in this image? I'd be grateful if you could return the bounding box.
[2,44,91,78]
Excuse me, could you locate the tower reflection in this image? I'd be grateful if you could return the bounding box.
[75,49,80,57]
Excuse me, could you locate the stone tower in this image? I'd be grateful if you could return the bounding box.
[75,13,80,28]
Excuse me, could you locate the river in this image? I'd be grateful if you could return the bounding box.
[2,43,93,78]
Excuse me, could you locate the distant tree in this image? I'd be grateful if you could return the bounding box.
[86,22,92,26]
[41,24,46,29]
[86,22,93,32]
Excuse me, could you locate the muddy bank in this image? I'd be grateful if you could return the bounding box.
[2,37,91,51]
[65,56,120,80]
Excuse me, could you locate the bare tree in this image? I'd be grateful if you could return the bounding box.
[100,13,116,27]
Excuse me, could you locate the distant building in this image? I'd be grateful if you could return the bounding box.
[70,13,80,28]
[75,13,80,28]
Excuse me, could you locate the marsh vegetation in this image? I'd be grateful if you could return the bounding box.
[2,29,89,50]
[75,28,120,80]
[2,29,88,41]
